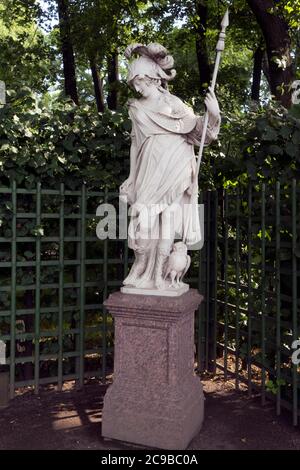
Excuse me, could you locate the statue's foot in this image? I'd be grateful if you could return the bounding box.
[123,253,148,286]
[134,278,154,289]
[155,278,168,290]
[169,282,180,289]
[123,275,135,286]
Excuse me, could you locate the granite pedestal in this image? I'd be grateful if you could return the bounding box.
[101,289,204,450]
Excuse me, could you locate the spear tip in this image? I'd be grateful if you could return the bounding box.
[221,8,229,29]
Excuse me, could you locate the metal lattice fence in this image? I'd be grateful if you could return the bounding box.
[0,182,127,395]
[206,180,300,426]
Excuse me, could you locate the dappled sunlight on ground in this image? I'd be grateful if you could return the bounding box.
[0,375,299,450]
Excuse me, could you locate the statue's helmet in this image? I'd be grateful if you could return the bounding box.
[125,43,176,88]
[127,56,163,83]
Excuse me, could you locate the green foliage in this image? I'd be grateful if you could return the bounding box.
[0,2,57,93]
[243,104,300,183]
[192,108,261,190]
[69,0,148,59]
[0,87,131,189]
[266,379,286,395]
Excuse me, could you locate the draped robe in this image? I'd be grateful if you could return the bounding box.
[125,93,220,286]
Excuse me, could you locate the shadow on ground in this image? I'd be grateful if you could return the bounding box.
[0,375,299,450]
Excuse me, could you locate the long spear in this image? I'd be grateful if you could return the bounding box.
[195,9,229,178]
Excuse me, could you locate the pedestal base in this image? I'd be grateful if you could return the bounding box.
[102,377,204,450]
[121,282,189,297]
[102,289,204,450]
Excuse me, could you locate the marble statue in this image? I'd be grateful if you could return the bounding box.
[120,43,221,295]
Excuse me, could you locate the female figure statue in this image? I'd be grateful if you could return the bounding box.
[120,43,221,293]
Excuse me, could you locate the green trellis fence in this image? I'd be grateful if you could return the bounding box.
[203,180,300,427]
[0,182,123,395]
[0,180,299,426]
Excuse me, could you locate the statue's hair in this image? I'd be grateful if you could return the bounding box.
[125,43,176,82]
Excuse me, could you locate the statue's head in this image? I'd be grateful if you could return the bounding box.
[125,43,176,93]
[131,73,161,98]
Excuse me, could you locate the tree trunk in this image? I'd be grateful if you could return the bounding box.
[194,0,211,95]
[90,58,105,113]
[262,50,271,86]
[107,51,119,110]
[247,0,294,108]
[251,46,264,102]
[57,0,79,105]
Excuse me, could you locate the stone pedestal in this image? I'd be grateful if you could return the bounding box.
[102,289,204,450]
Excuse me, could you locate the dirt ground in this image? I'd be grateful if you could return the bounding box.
[0,373,299,451]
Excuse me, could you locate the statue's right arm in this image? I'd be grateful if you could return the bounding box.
[129,135,137,181]
[119,132,137,201]
[127,101,138,181]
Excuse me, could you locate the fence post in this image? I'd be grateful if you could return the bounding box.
[196,191,205,373]
[206,190,218,373]
[102,188,108,383]
[75,196,81,388]
[291,179,298,426]
[58,183,65,391]
[79,184,86,388]
[235,185,241,390]
[10,180,17,398]
[34,182,41,394]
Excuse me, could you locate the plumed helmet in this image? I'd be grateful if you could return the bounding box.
[125,43,176,87]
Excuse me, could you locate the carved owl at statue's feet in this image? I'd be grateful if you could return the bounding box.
[164,242,191,288]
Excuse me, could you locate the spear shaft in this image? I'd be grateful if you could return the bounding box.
[195,9,229,178]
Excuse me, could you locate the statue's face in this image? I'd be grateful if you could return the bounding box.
[132,75,156,98]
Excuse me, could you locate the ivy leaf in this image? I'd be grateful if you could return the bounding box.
[62,134,75,151]
[279,126,292,138]
[32,225,44,237]
[24,128,33,138]
[262,126,278,141]
[268,144,283,155]
[285,142,297,157]
[292,131,300,145]
[58,155,66,164]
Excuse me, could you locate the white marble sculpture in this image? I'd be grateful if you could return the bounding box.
[120,43,221,295]
[164,242,191,289]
